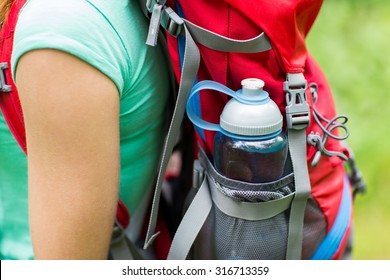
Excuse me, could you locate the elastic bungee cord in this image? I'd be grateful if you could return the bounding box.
[307,83,350,167]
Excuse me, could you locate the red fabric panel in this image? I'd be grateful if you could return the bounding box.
[309,158,346,232]
[116,200,130,229]
[0,0,27,153]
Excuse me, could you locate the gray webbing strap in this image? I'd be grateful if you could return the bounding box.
[110,241,134,260]
[144,2,272,53]
[183,20,272,53]
[146,2,165,46]
[143,24,200,249]
[110,225,144,260]
[167,174,212,260]
[284,73,311,260]
[286,130,311,259]
[210,182,294,221]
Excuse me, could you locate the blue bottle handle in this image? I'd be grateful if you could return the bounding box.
[186,80,277,140]
[186,80,236,133]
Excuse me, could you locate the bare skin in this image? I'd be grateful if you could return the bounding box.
[15,49,120,259]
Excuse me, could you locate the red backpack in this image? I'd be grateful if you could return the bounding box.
[140,0,365,260]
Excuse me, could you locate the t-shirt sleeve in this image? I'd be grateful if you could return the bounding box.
[11,0,129,95]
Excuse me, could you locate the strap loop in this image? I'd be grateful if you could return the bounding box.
[146,2,165,46]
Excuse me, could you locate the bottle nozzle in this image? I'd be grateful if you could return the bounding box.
[241,78,266,99]
[241,78,265,90]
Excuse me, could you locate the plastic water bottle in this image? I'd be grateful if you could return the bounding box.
[213,78,288,183]
[186,78,290,260]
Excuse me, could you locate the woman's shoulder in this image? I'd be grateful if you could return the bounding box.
[12,0,136,95]
[16,0,146,51]
[15,0,132,51]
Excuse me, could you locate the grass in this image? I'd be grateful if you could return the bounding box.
[307,0,390,259]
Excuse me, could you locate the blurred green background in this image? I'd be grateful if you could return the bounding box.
[307,0,390,259]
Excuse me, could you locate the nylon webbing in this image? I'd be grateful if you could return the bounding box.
[167,172,212,260]
[210,181,295,221]
[144,24,200,249]
[284,73,311,259]
[110,224,144,260]
[183,20,272,53]
[286,130,311,259]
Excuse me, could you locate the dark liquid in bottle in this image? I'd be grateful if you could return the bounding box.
[214,132,288,183]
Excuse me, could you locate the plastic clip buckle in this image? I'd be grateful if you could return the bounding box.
[0,62,12,93]
[284,73,310,130]
[161,7,184,37]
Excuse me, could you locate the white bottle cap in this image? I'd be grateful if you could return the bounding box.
[220,78,283,136]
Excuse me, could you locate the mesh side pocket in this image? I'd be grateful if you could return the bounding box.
[192,205,289,259]
[191,195,327,260]
[186,150,327,260]
[190,176,293,260]
[217,206,288,259]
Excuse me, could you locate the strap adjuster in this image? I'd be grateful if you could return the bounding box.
[145,1,183,46]
[0,62,12,93]
[284,73,310,130]
[161,7,184,38]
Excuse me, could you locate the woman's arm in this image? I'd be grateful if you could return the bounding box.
[15,49,120,259]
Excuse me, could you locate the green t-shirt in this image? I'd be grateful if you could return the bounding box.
[0,0,170,259]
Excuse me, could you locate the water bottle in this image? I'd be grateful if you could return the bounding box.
[186,78,288,183]
[186,78,290,259]
[213,78,288,183]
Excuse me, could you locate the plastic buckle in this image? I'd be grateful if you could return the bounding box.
[0,62,12,93]
[161,7,184,37]
[284,73,310,130]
